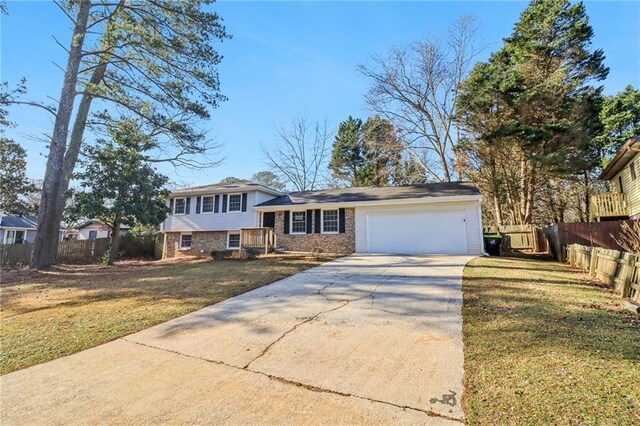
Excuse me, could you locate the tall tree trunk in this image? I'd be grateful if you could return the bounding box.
[31,0,91,269]
[523,170,536,224]
[108,219,121,265]
[54,62,109,233]
[518,156,528,225]
[493,195,504,226]
[583,171,590,222]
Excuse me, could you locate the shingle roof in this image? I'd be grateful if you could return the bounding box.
[1,214,69,230]
[170,180,282,197]
[0,214,38,229]
[255,181,480,208]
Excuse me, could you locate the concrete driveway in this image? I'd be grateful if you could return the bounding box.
[1,254,473,425]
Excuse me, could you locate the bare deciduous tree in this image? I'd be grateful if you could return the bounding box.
[613,221,640,254]
[359,15,483,182]
[263,115,331,192]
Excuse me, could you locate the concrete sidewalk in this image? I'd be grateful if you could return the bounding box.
[1,254,473,425]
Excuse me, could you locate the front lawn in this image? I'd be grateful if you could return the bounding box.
[0,256,327,375]
[462,256,640,425]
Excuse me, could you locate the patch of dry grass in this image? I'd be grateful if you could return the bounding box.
[462,256,640,425]
[0,255,327,375]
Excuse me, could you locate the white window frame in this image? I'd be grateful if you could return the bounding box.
[290,210,307,235]
[321,209,339,234]
[173,197,187,215]
[4,229,27,244]
[227,193,242,213]
[179,232,192,250]
[227,232,241,250]
[201,195,215,213]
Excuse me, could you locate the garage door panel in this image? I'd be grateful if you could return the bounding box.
[366,210,467,254]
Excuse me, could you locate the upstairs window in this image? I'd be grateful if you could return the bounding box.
[291,211,306,234]
[631,161,637,181]
[174,198,186,215]
[322,210,339,233]
[228,194,242,212]
[202,196,214,213]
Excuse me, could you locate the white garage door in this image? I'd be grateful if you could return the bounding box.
[366,210,467,254]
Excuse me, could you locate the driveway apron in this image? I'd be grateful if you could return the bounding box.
[1,255,474,425]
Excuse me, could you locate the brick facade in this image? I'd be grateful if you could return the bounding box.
[163,231,232,258]
[273,208,355,254]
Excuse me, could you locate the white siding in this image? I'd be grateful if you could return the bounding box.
[77,224,127,240]
[354,199,483,255]
[612,153,640,218]
[163,190,278,232]
[0,229,37,244]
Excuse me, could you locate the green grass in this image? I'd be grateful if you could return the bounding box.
[0,256,327,375]
[462,256,640,425]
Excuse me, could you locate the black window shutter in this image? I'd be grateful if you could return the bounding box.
[185,197,191,214]
[196,196,201,214]
[241,193,247,212]
[306,210,313,234]
[222,194,228,212]
[169,198,174,215]
[214,195,220,213]
[284,211,290,234]
[314,209,321,233]
[339,208,346,233]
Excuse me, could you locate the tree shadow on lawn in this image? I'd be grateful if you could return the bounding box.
[0,257,323,317]
[463,257,640,363]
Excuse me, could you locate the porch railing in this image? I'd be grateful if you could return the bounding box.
[240,227,276,254]
[590,193,628,220]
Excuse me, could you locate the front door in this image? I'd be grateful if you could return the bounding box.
[262,212,275,228]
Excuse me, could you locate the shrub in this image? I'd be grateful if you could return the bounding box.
[244,247,262,260]
[211,250,233,260]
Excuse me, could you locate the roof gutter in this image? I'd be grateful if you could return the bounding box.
[170,186,283,197]
[253,194,482,211]
[599,138,640,181]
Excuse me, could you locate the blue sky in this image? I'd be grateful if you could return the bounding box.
[2,1,639,187]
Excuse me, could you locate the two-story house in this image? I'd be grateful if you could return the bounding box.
[161,181,283,257]
[592,138,640,221]
[161,180,484,257]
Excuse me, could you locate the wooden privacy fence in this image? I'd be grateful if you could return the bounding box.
[544,220,634,262]
[567,243,640,304]
[0,238,110,268]
[484,224,547,253]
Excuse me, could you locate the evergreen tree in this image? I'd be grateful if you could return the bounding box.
[328,116,368,186]
[0,137,38,215]
[251,171,285,191]
[70,119,169,265]
[457,0,608,224]
[362,116,403,187]
[595,85,640,160]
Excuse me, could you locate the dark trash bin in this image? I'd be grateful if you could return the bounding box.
[483,234,502,256]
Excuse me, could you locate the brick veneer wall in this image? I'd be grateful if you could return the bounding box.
[273,208,355,254]
[164,231,231,258]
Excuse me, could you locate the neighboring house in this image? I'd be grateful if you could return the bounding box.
[593,138,640,221]
[76,220,130,240]
[0,214,65,245]
[161,180,483,257]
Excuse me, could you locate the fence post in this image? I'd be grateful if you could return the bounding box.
[589,247,598,277]
[620,254,635,297]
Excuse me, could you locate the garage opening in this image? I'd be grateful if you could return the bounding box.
[366,210,467,254]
